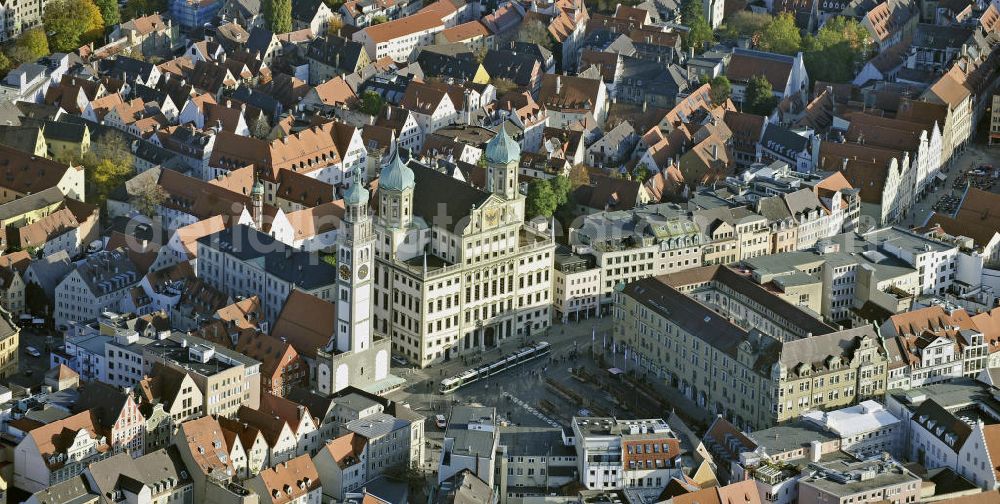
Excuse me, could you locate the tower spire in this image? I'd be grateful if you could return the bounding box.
[251,170,264,230]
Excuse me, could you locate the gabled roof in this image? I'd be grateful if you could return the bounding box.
[307,35,366,72]
[538,74,603,112]
[912,398,972,450]
[358,10,443,43]
[438,20,492,43]
[725,49,794,90]
[238,405,291,446]
[87,446,191,498]
[255,453,320,504]
[121,13,169,36]
[0,144,82,196]
[291,0,326,23]
[925,71,972,108]
[399,80,451,115]
[416,51,482,82]
[403,161,492,232]
[178,416,234,477]
[311,76,357,107]
[322,432,368,469]
[26,410,108,468]
[270,290,334,358]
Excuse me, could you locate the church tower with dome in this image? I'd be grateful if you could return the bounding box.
[485,125,521,201]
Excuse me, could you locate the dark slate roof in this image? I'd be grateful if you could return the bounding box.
[415,51,482,82]
[912,23,974,49]
[502,41,553,66]
[911,398,973,450]
[291,0,325,23]
[621,274,780,371]
[197,224,337,289]
[0,125,43,154]
[42,119,87,143]
[132,84,170,107]
[227,0,261,19]
[306,35,367,72]
[72,382,129,429]
[16,102,63,121]
[405,160,492,233]
[232,85,281,118]
[482,50,539,86]
[778,325,881,371]
[246,26,276,57]
[106,56,157,83]
[760,123,811,157]
[619,57,687,92]
[287,387,335,419]
[155,76,195,110]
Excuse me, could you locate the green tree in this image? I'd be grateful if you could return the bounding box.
[681,0,713,53]
[249,116,271,138]
[492,77,518,96]
[709,75,731,105]
[758,12,801,55]
[517,19,553,50]
[721,11,772,41]
[263,0,292,34]
[129,183,166,217]
[526,178,558,218]
[568,164,590,188]
[6,27,50,65]
[358,91,385,116]
[82,131,134,206]
[326,15,344,36]
[802,17,871,84]
[371,15,388,24]
[121,0,167,20]
[744,74,778,115]
[25,282,50,317]
[94,0,120,28]
[43,0,105,52]
[635,163,652,182]
[550,175,571,208]
[0,53,10,77]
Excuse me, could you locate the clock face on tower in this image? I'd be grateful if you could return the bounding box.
[339,265,351,281]
[358,264,369,280]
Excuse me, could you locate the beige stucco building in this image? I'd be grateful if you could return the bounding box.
[615,266,889,431]
[373,129,555,368]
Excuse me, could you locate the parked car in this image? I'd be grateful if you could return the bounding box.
[435,414,447,429]
[25,346,41,358]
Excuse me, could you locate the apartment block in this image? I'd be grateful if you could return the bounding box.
[552,246,601,322]
[53,249,141,329]
[196,224,339,324]
[143,332,262,417]
[617,266,888,431]
[572,417,683,493]
[797,457,922,504]
[569,203,704,310]
[801,400,903,459]
[882,302,990,390]
[439,406,499,487]
[497,426,578,503]
[885,380,1000,490]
